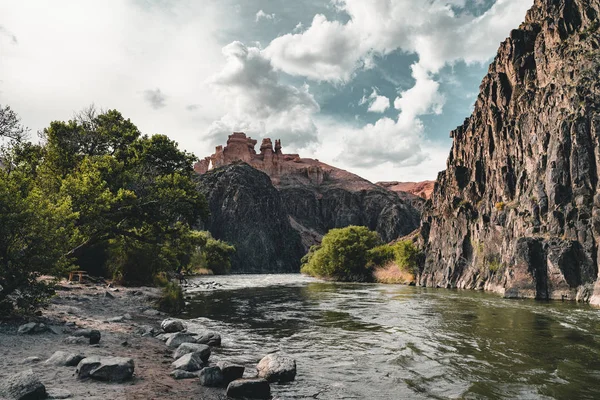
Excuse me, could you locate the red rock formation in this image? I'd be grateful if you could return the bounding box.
[377,181,435,200]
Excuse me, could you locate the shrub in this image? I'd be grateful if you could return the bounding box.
[156,282,185,314]
[393,240,421,275]
[300,226,382,281]
[367,245,395,268]
[188,232,235,275]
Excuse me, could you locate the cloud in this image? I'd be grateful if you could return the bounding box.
[207,41,320,149]
[0,25,17,44]
[143,88,167,109]
[255,10,275,22]
[360,89,390,113]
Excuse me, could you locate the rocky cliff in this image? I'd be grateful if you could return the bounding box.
[195,163,305,273]
[377,181,435,200]
[196,133,420,248]
[421,0,600,304]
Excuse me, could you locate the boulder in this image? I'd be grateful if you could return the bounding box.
[257,353,296,383]
[217,361,244,385]
[226,378,271,399]
[165,332,197,348]
[72,329,101,344]
[171,352,205,372]
[45,351,85,367]
[198,366,223,387]
[161,319,186,333]
[17,322,49,335]
[195,331,221,346]
[76,356,134,382]
[0,369,47,400]
[173,343,210,362]
[169,370,199,380]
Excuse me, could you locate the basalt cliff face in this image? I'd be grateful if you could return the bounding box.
[422,0,600,304]
[196,133,420,251]
[195,163,305,273]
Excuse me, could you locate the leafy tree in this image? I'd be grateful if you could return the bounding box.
[301,226,383,281]
[393,240,421,275]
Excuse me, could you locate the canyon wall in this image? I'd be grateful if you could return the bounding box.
[421,0,600,303]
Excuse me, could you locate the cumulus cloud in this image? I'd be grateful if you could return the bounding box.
[255,10,275,22]
[207,41,320,148]
[143,88,167,109]
[360,89,390,113]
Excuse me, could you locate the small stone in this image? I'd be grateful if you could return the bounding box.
[46,388,72,399]
[198,366,223,387]
[226,378,271,399]
[17,322,48,334]
[165,332,197,348]
[169,370,199,380]
[142,308,161,316]
[45,351,85,367]
[72,329,101,344]
[63,336,88,345]
[21,357,41,364]
[106,316,124,323]
[104,291,115,299]
[0,369,47,400]
[171,352,205,372]
[173,343,210,362]
[161,319,186,333]
[217,361,245,385]
[257,353,297,383]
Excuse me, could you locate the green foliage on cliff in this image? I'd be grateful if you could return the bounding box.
[188,231,236,275]
[0,104,210,313]
[301,226,383,281]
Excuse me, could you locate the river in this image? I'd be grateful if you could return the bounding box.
[181,274,600,400]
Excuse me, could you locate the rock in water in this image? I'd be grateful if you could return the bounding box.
[76,356,134,382]
[160,319,186,333]
[195,331,221,346]
[171,352,205,372]
[45,351,85,367]
[166,332,197,348]
[226,378,271,399]
[256,353,296,383]
[420,0,600,304]
[198,366,223,387]
[0,369,47,400]
[217,361,245,385]
[173,343,211,362]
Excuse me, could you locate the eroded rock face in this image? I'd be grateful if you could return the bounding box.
[195,134,420,270]
[421,0,600,303]
[196,164,305,273]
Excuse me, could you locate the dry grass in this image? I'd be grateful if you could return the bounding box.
[193,268,214,275]
[373,263,415,284]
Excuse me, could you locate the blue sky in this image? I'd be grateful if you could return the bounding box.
[0,0,532,182]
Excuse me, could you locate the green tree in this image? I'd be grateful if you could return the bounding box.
[301,226,383,281]
[393,240,421,275]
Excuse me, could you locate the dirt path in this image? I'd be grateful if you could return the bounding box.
[0,282,227,400]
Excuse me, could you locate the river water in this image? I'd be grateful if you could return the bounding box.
[182,274,600,400]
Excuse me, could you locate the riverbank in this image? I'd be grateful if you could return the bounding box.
[0,281,227,400]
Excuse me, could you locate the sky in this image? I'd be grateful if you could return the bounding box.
[0,0,533,183]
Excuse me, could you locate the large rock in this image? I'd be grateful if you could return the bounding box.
[195,331,221,346]
[198,366,223,387]
[257,353,296,383]
[76,356,134,382]
[196,163,305,273]
[419,0,600,305]
[0,369,47,400]
[173,343,210,362]
[226,378,271,399]
[71,329,101,345]
[165,332,197,348]
[160,319,186,333]
[45,351,85,367]
[171,352,205,372]
[217,361,245,385]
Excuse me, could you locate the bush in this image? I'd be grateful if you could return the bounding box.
[367,245,395,268]
[156,282,185,314]
[300,226,383,281]
[393,240,421,275]
[188,232,235,275]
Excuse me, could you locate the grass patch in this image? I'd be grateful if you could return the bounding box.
[373,263,415,284]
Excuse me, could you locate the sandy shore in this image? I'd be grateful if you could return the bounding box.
[0,281,227,400]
